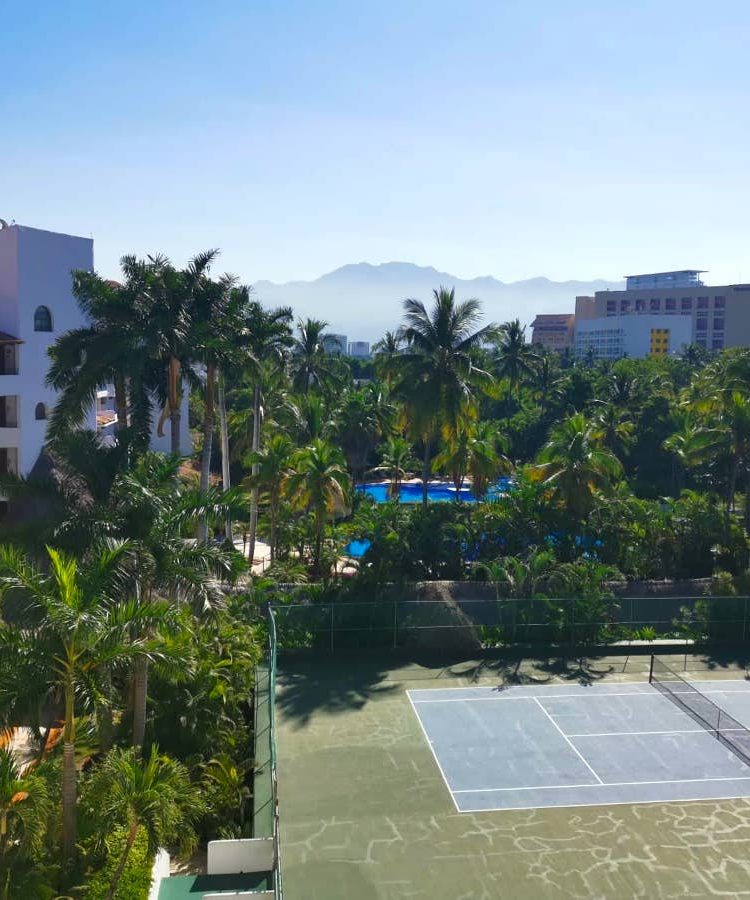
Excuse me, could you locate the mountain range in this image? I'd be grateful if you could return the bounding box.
[252,262,622,344]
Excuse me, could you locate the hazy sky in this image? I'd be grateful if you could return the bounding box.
[2,1,749,286]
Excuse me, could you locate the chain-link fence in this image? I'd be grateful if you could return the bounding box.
[253,609,283,898]
[271,594,750,653]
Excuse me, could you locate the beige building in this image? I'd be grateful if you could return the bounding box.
[530,313,575,351]
[592,271,750,351]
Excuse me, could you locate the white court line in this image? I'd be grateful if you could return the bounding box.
[410,688,750,704]
[452,774,750,794]
[456,791,750,815]
[533,697,604,784]
[407,692,460,813]
[568,728,750,738]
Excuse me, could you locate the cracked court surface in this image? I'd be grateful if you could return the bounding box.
[276,654,750,899]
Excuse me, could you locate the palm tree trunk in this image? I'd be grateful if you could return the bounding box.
[218,373,233,543]
[314,507,324,579]
[61,686,77,863]
[114,374,128,434]
[421,440,431,506]
[105,822,139,900]
[132,655,148,751]
[247,385,262,567]
[168,356,182,456]
[198,363,216,544]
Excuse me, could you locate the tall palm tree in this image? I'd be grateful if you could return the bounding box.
[533,412,623,518]
[192,273,248,543]
[244,433,294,562]
[590,401,635,460]
[289,318,343,395]
[0,542,163,862]
[85,746,202,900]
[494,319,539,407]
[394,287,498,504]
[146,251,219,455]
[237,303,293,565]
[434,421,512,499]
[369,436,417,500]
[285,439,351,578]
[0,748,52,900]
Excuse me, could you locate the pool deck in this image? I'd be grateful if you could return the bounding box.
[277,650,750,899]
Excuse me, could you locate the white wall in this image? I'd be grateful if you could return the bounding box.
[207,837,275,875]
[15,226,96,475]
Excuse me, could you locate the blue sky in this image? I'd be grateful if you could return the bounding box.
[2,1,749,286]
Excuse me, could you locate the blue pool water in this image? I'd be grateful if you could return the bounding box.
[344,539,372,558]
[356,478,511,504]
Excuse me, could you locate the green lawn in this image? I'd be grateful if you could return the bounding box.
[277,650,750,899]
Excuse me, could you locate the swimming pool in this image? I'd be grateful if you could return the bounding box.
[356,478,511,504]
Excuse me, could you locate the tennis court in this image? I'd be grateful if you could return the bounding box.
[408,667,750,813]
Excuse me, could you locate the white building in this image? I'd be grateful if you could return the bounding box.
[0,222,189,477]
[347,340,370,358]
[574,314,692,360]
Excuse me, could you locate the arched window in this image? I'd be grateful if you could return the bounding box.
[35,402,47,421]
[34,306,53,332]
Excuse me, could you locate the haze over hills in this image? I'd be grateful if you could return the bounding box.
[253,262,623,343]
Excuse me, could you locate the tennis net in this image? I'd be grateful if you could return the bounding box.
[649,655,750,768]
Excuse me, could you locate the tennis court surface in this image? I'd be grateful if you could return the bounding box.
[408,676,750,812]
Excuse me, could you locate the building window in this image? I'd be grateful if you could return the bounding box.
[681,298,692,313]
[606,300,616,313]
[35,402,47,420]
[697,338,707,347]
[665,298,676,311]
[712,337,725,350]
[650,298,661,311]
[713,317,725,331]
[635,299,645,312]
[33,306,53,332]
[714,296,726,308]
[620,299,631,313]
[697,297,709,310]
[696,318,708,331]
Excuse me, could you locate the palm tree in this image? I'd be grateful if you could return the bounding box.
[590,402,635,459]
[335,384,395,483]
[394,287,497,504]
[146,251,219,455]
[289,318,343,395]
[533,412,623,518]
[371,330,404,387]
[494,319,539,407]
[369,436,417,500]
[285,440,351,578]
[244,433,294,562]
[0,748,52,900]
[238,303,294,564]
[434,421,511,500]
[193,273,248,543]
[46,265,151,447]
[85,746,202,900]
[111,454,246,748]
[0,542,162,862]
[663,413,723,495]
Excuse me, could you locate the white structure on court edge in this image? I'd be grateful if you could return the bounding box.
[0,221,190,477]
[575,314,692,361]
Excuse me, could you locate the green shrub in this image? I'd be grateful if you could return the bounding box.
[86,826,153,900]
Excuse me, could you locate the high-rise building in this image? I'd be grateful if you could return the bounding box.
[592,271,750,351]
[0,221,189,477]
[348,341,370,358]
[324,333,348,355]
[530,314,575,351]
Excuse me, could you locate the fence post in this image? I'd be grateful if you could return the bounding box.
[330,604,334,653]
[744,596,748,643]
[570,597,576,647]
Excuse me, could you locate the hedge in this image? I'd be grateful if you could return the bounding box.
[86,825,154,900]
